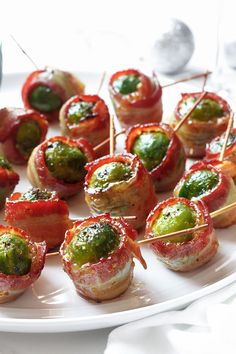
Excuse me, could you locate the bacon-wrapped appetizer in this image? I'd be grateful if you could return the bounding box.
[174,160,236,228]
[59,94,110,157]
[145,197,218,271]
[108,69,162,130]
[60,214,146,301]
[126,123,186,192]
[170,92,231,158]
[27,136,95,198]
[0,225,46,303]
[5,187,71,249]
[0,108,48,165]
[206,128,236,163]
[22,67,85,122]
[84,153,157,229]
[0,156,19,209]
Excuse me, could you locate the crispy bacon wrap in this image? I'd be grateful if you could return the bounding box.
[84,153,157,229]
[22,67,85,121]
[0,162,19,209]
[27,136,95,198]
[174,160,236,228]
[206,128,236,162]
[5,191,71,249]
[60,214,146,301]
[145,197,218,272]
[170,92,231,158]
[126,123,186,192]
[205,129,236,182]
[0,225,46,303]
[0,108,48,164]
[109,69,162,130]
[59,94,110,157]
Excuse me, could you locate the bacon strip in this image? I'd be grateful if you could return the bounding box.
[27,135,95,198]
[22,68,85,121]
[60,214,145,301]
[0,108,48,164]
[174,160,236,228]
[109,69,162,130]
[206,128,236,163]
[126,123,186,192]
[84,153,157,229]
[170,92,231,158]
[0,225,46,303]
[59,94,110,157]
[145,197,218,271]
[5,191,71,249]
[0,166,19,209]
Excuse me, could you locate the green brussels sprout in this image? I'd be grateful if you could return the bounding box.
[16,120,41,157]
[178,169,219,200]
[179,97,224,121]
[0,233,31,275]
[131,131,170,171]
[28,85,62,112]
[65,222,120,266]
[45,141,87,183]
[89,162,132,189]
[113,74,141,95]
[152,202,196,243]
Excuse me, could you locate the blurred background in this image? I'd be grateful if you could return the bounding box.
[0,0,235,99]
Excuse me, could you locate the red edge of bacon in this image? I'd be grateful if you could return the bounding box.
[84,153,157,229]
[205,127,236,161]
[0,166,19,208]
[125,123,186,192]
[60,94,110,157]
[108,69,163,129]
[174,92,231,122]
[61,94,110,136]
[109,69,162,108]
[0,108,48,164]
[22,69,84,121]
[145,197,216,268]
[0,225,46,302]
[174,160,231,212]
[5,191,71,249]
[27,136,95,198]
[60,214,146,301]
[173,92,231,158]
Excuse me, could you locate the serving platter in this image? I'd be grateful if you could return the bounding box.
[0,71,236,333]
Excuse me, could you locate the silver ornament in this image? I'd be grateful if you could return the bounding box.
[150,18,195,74]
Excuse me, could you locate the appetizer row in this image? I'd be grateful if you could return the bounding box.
[1,125,236,231]
[1,67,230,166]
[1,194,224,304]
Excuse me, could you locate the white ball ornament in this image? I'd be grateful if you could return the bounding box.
[150,18,195,74]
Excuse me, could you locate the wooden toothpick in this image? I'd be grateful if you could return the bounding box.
[93,129,125,152]
[46,251,59,258]
[46,199,236,258]
[97,71,106,96]
[201,70,210,91]
[138,223,208,246]
[210,201,236,219]
[10,34,39,70]
[109,115,115,155]
[174,91,208,133]
[219,112,234,162]
[162,71,212,89]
